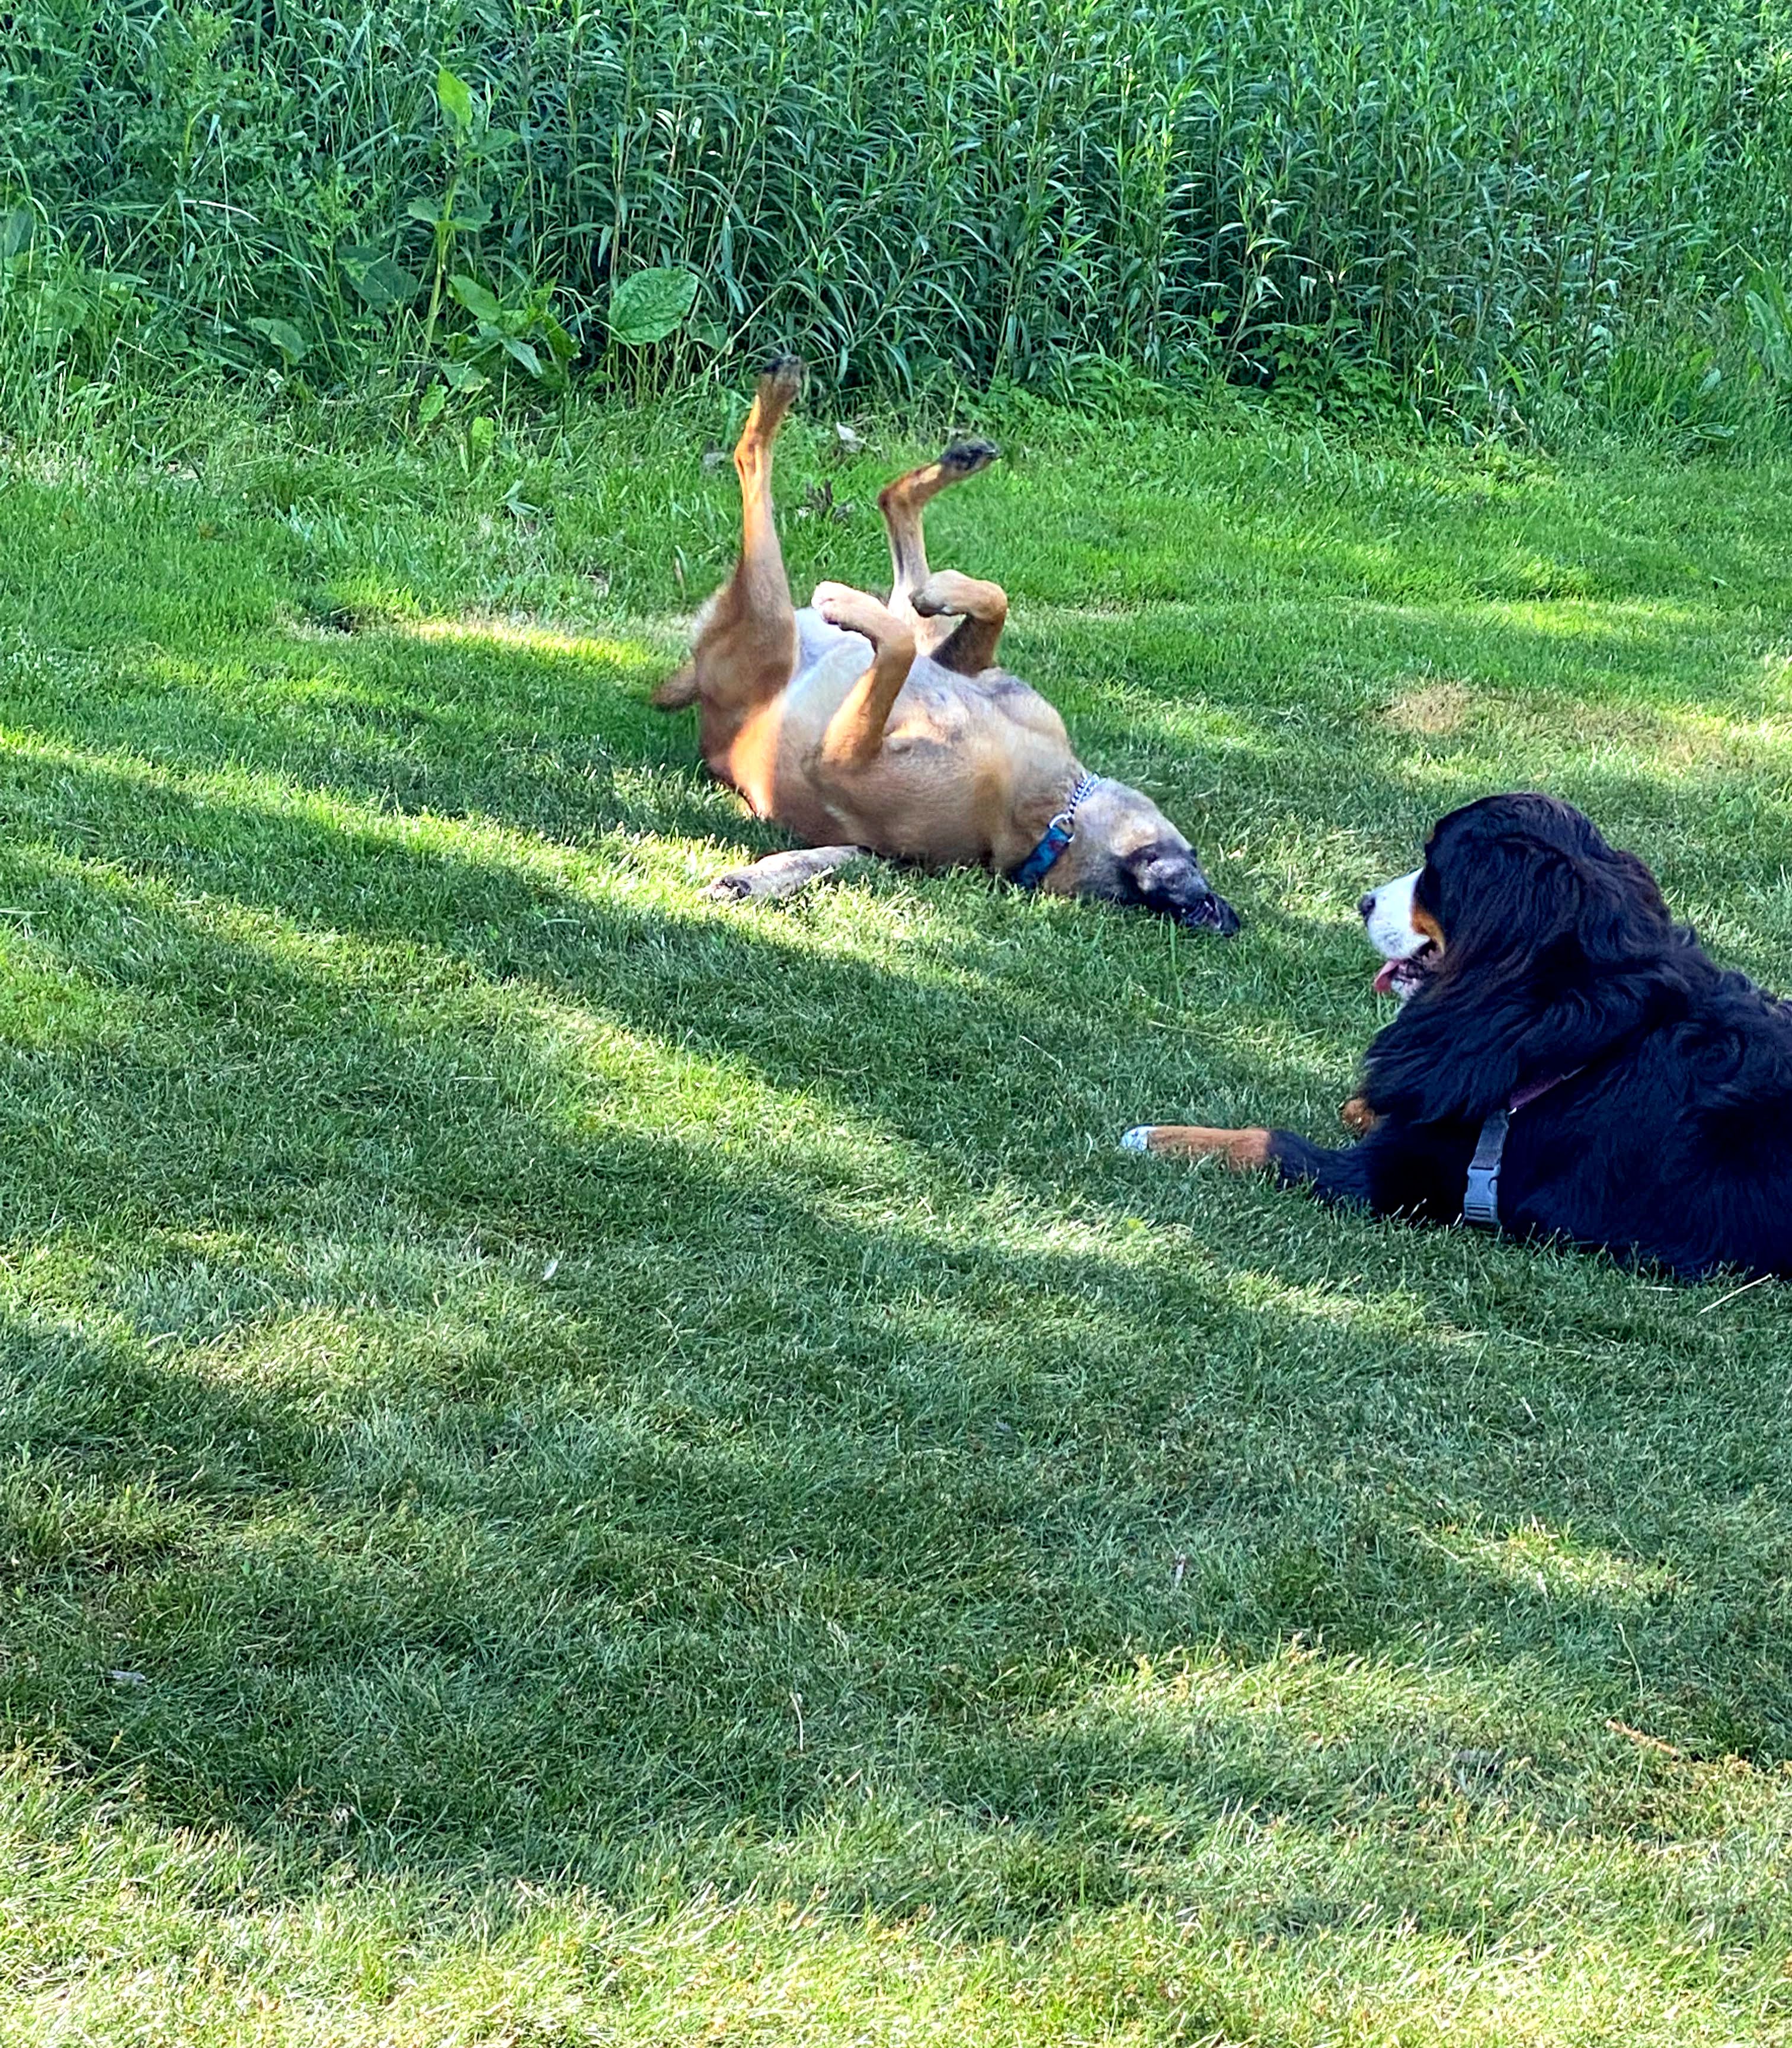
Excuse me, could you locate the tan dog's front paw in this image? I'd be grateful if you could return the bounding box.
[702,867,759,903]
[811,583,897,638]
[911,571,967,618]
[703,845,869,905]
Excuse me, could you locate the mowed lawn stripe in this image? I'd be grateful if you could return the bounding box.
[0,409,1788,2045]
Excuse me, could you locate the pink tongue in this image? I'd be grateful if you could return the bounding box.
[1372,961,1400,995]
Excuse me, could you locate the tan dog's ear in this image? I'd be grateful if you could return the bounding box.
[651,663,700,711]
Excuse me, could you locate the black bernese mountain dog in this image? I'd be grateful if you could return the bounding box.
[1124,793,1792,1281]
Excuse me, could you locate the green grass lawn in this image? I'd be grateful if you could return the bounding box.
[1,399,1791,2046]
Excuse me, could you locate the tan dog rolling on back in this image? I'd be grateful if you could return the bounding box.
[655,357,1240,930]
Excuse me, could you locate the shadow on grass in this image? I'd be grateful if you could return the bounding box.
[0,830,1787,1943]
[0,738,1378,1142]
[9,565,1790,884]
[1,499,1790,1970]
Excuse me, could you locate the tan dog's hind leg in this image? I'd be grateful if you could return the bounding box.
[878,440,1006,672]
[809,584,916,770]
[1119,1125,1275,1169]
[689,359,806,719]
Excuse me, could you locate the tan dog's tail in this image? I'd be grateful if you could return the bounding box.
[651,662,699,711]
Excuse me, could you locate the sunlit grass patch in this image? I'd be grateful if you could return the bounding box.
[0,407,1788,2044]
[402,616,654,668]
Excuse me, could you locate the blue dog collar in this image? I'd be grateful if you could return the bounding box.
[1011,772,1099,889]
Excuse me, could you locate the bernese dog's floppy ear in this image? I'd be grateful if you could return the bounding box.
[1435,815,1669,981]
[1363,796,1685,1127]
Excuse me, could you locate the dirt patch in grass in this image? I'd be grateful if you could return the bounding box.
[1382,680,1479,736]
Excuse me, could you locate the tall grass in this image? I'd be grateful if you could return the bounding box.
[2,0,1791,431]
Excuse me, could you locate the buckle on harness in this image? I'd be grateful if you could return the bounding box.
[1461,1066,1582,1230]
[1463,1108,1509,1228]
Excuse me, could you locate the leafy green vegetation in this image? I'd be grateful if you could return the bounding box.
[4,0,1791,434]
[0,397,1789,2041]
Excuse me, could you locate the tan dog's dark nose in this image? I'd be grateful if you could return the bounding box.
[1358,891,1377,920]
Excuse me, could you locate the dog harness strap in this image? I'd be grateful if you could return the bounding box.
[1010,771,1099,889]
[1462,1109,1510,1227]
[1460,1065,1582,1230]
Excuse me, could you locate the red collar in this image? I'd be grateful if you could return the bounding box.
[1508,1066,1580,1113]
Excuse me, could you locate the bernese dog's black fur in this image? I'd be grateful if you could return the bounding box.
[1266,794,1792,1279]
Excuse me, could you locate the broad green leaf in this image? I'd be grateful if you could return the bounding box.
[1,207,34,261]
[341,246,420,311]
[247,315,308,363]
[449,274,503,324]
[437,68,473,133]
[607,265,698,347]
[452,197,492,231]
[416,384,447,426]
[501,335,543,378]
[406,197,443,226]
[33,284,87,347]
[442,361,488,394]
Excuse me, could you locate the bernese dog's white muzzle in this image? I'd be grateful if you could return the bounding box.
[1359,869,1437,1000]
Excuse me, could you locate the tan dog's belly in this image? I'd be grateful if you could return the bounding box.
[719,610,1074,872]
